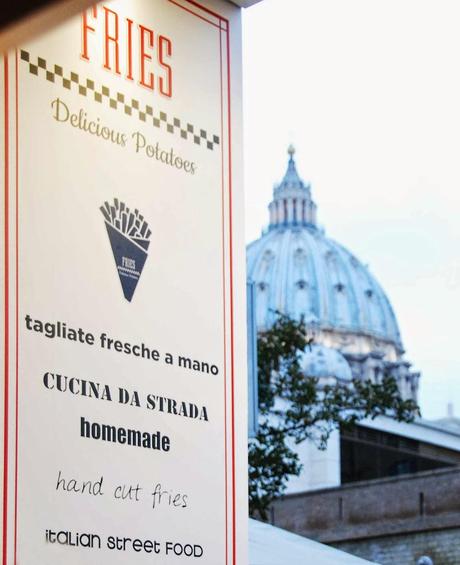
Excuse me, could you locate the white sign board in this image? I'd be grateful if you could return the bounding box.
[1,1,247,563]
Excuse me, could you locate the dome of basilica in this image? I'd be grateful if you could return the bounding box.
[247,146,402,352]
[247,146,419,400]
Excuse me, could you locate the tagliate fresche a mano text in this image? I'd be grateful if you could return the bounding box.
[24,314,219,375]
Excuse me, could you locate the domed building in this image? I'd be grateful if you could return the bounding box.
[247,146,419,402]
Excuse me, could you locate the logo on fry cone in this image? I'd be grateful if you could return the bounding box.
[100,198,151,302]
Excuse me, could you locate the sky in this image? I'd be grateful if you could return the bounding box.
[241,0,460,420]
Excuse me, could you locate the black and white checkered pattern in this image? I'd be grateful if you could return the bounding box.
[20,50,220,151]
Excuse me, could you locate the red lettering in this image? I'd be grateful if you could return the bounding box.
[103,7,121,75]
[126,18,134,81]
[158,35,172,98]
[80,7,173,97]
[139,25,154,90]
[81,7,97,61]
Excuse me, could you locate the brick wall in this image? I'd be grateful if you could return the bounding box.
[271,467,460,543]
[334,528,460,565]
[270,467,460,564]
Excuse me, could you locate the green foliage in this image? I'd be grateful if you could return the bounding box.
[248,313,419,519]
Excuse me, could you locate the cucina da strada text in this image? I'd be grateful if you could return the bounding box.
[43,372,209,421]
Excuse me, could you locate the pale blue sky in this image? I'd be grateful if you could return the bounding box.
[242,0,460,419]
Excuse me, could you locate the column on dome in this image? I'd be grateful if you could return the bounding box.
[269,201,275,226]
[287,198,294,224]
[301,199,306,224]
[304,200,316,225]
[293,198,298,224]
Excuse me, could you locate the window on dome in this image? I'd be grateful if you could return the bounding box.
[263,249,274,261]
[335,282,345,293]
[293,279,309,317]
[325,250,337,264]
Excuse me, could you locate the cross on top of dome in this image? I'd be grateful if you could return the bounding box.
[278,144,305,190]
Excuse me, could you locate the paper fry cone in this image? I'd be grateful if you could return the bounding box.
[101,198,151,302]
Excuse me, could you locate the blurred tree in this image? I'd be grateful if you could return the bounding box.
[248,313,419,520]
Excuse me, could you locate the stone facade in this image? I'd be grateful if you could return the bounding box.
[271,467,460,565]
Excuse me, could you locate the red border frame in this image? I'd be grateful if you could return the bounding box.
[14,49,19,565]
[3,55,10,565]
[3,1,237,564]
[169,4,236,563]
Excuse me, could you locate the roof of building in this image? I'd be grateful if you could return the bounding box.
[359,415,460,451]
[249,518,376,564]
[420,417,460,436]
[247,147,402,348]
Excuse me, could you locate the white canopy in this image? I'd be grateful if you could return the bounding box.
[249,519,376,565]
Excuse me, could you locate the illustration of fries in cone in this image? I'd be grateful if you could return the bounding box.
[101,198,151,302]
